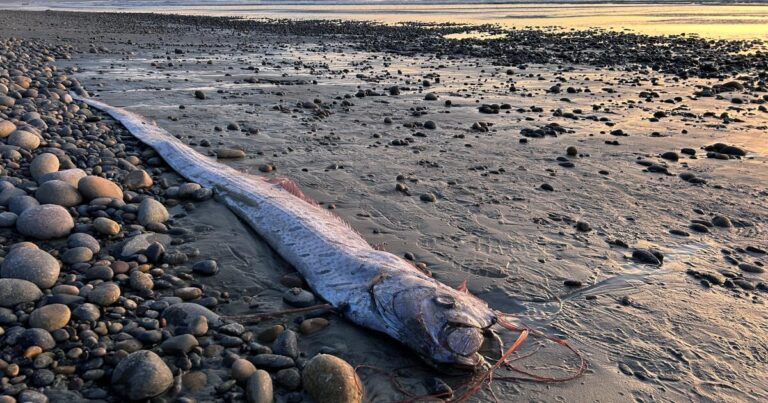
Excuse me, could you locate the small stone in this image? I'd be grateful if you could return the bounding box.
[124,169,153,190]
[420,193,437,203]
[1,247,60,289]
[272,329,299,359]
[0,211,17,227]
[129,270,154,291]
[302,354,363,403]
[632,249,662,266]
[8,130,41,150]
[215,148,246,159]
[194,90,206,100]
[192,260,219,275]
[258,324,285,342]
[231,358,257,383]
[299,318,329,335]
[138,198,169,226]
[61,247,93,265]
[575,221,592,232]
[175,287,202,300]
[16,204,74,240]
[540,183,554,191]
[0,278,43,307]
[161,334,199,355]
[29,304,71,331]
[88,282,121,306]
[163,303,221,333]
[68,233,101,254]
[283,288,316,307]
[78,176,123,200]
[38,168,86,187]
[112,350,173,400]
[566,146,577,156]
[19,328,56,350]
[246,370,273,403]
[30,153,59,180]
[712,215,732,228]
[249,354,295,369]
[276,368,302,390]
[0,119,16,137]
[739,263,765,274]
[35,180,82,207]
[72,303,100,322]
[93,217,121,235]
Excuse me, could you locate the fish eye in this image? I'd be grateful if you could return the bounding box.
[434,295,455,308]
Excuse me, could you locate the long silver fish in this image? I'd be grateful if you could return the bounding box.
[73,94,498,369]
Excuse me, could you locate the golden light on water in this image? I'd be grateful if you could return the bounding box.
[105,3,768,41]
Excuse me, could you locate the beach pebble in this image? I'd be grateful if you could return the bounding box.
[0,187,27,206]
[78,176,123,200]
[19,328,56,350]
[87,282,121,306]
[0,211,17,227]
[0,119,16,137]
[175,287,202,300]
[8,130,40,150]
[739,263,764,274]
[712,215,732,228]
[72,303,101,322]
[8,195,38,215]
[163,302,221,331]
[258,325,285,342]
[129,270,154,291]
[17,204,74,239]
[161,334,199,355]
[245,370,273,403]
[283,287,316,307]
[276,368,302,390]
[93,217,121,235]
[35,180,82,207]
[302,354,363,403]
[124,169,153,190]
[30,153,59,180]
[0,278,43,307]
[68,233,101,254]
[1,247,60,289]
[300,318,329,335]
[632,249,663,266]
[111,350,173,400]
[272,329,299,359]
[231,358,257,383]
[192,259,219,275]
[138,198,169,226]
[29,304,71,331]
[61,246,93,265]
[215,148,246,159]
[38,168,86,187]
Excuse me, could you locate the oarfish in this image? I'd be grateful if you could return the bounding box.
[73,94,498,369]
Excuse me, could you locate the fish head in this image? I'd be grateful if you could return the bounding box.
[375,276,497,370]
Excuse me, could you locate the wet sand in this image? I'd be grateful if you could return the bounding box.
[2,10,767,402]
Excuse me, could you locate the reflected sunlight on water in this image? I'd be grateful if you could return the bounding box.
[7,2,768,40]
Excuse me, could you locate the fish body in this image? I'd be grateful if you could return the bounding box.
[73,94,497,368]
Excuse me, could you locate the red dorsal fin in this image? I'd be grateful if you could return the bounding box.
[457,278,469,293]
[371,242,388,251]
[268,178,319,206]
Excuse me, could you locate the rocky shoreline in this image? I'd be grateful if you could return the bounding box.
[0,8,767,403]
[0,36,365,402]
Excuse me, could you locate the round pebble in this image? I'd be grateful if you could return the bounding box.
[16,204,74,240]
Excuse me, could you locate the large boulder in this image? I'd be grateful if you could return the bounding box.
[16,204,74,240]
[0,278,43,307]
[78,176,123,200]
[0,247,60,289]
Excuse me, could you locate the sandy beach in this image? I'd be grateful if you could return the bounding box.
[0,8,766,403]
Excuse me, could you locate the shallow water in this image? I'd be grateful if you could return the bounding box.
[4,0,768,40]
